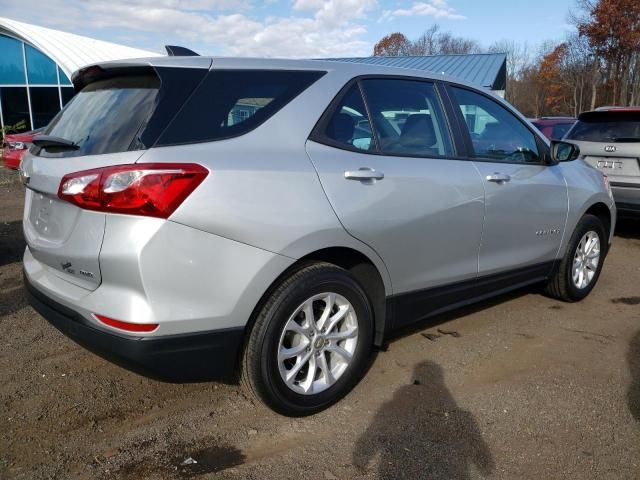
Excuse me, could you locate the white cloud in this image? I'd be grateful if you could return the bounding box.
[381,0,465,22]
[292,0,327,11]
[0,0,378,57]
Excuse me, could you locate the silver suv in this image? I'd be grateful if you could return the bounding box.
[564,107,640,217]
[21,57,615,415]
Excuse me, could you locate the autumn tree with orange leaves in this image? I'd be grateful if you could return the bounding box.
[373,33,412,56]
[372,0,638,115]
[576,0,640,105]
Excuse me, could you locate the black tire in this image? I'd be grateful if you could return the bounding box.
[544,214,607,302]
[241,262,374,416]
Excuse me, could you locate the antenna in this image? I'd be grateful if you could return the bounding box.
[165,45,200,56]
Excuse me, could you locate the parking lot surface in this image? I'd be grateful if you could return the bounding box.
[1,167,639,479]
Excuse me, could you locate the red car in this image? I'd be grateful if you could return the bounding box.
[529,117,576,140]
[2,129,42,170]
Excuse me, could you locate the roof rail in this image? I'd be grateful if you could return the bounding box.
[165,45,200,57]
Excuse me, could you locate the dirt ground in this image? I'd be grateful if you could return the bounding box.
[1,166,639,480]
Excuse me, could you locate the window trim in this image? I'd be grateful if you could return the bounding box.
[442,82,550,166]
[309,77,377,154]
[309,74,467,161]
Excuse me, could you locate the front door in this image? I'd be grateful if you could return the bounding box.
[447,85,568,276]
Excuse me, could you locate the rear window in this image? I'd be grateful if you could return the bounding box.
[38,75,160,157]
[566,112,640,142]
[157,69,325,145]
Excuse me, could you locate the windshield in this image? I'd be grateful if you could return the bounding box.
[38,75,160,157]
[566,112,640,142]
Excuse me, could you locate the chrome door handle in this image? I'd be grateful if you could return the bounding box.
[486,173,511,183]
[345,168,384,182]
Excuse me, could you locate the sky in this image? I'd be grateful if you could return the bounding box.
[0,0,577,58]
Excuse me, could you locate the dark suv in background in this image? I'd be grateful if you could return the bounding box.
[530,117,576,140]
[565,107,640,216]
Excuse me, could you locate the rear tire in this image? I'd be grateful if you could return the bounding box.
[544,214,607,302]
[241,262,374,416]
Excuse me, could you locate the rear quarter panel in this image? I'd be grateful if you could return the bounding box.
[140,69,393,294]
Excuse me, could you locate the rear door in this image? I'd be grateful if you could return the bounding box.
[306,78,485,306]
[21,62,210,290]
[445,85,568,277]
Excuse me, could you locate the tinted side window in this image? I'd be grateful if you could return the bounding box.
[360,79,453,157]
[451,87,540,163]
[158,70,325,145]
[323,84,375,151]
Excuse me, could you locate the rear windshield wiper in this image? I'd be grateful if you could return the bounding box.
[32,135,80,150]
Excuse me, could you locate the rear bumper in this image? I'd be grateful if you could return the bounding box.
[611,183,640,215]
[25,272,244,382]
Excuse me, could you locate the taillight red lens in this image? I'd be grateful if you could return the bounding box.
[58,163,208,218]
[94,314,159,333]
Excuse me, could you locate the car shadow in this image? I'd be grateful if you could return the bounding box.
[628,330,640,422]
[615,217,640,240]
[352,360,494,479]
[0,220,25,267]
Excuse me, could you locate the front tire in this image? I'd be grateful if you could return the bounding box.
[545,214,607,302]
[241,262,374,416]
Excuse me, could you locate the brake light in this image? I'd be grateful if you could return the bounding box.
[94,314,159,333]
[58,163,208,218]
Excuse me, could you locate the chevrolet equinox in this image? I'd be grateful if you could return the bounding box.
[21,57,616,415]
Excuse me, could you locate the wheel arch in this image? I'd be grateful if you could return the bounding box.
[583,202,612,243]
[560,195,614,259]
[244,246,389,348]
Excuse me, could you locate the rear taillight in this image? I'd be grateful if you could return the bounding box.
[58,163,208,218]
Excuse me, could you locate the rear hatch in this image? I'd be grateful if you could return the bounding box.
[21,59,211,290]
[566,109,640,183]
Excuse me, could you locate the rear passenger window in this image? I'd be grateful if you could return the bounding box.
[324,84,375,151]
[360,79,454,157]
[158,70,325,145]
[450,86,540,163]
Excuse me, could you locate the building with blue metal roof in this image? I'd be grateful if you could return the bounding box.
[327,53,507,97]
[0,17,158,133]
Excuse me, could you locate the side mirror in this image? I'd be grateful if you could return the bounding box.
[550,140,580,163]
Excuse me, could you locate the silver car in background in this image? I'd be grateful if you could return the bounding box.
[564,107,640,217]
[21,57,615,415]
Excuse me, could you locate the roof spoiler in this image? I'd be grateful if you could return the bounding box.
[165,45,200,56]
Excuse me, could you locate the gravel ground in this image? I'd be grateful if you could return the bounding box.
[1,166,639,479]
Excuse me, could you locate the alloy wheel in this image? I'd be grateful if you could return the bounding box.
[277,292,359,395]
[571,230,601,289]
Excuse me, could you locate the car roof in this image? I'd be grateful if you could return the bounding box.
[78,55,490,95]
[591,106,640,113]
[578,108,640,121]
